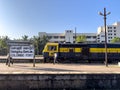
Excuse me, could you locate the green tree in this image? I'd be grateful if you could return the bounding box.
[31,35,49,55]
[40,35,49,54]
[22,35,29,41]
[0,36,9,55]
[111,37,120,43]
[32,36,41,55]
[76,35,86,43]
[0,36,9,48]
[41,35,49,45]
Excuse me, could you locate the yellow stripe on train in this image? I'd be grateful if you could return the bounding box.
[59,48,82,52]
[90,48,120,53]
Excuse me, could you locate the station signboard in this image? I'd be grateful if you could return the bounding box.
[10,45,34,59]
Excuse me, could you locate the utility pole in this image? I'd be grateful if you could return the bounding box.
[75,27,77,43]
[99,8,111,67]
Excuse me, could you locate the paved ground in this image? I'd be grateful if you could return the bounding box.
[0,56,43,60]
[0,63,120,74]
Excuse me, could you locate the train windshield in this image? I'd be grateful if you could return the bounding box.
[48,46,57,51]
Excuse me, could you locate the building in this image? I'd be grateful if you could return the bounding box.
[97,22,120,43]
[39,22,120,43]
[39,30,97,43]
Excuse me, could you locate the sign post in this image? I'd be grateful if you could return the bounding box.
[8,50,10,67]
[7,40,35,67]
[10,45,34,59]
[33,55,35,67]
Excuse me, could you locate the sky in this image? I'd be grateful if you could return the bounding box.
[0,0,120,39]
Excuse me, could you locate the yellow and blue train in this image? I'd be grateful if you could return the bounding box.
[42,42,120,63]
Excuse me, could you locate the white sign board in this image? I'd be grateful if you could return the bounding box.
[10,45,34,59]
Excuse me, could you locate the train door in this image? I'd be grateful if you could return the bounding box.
[82,46,89,59]
[69,48,75,59]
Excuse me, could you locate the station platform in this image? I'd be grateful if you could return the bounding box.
[0,63,120,89]
[0,63,120,74]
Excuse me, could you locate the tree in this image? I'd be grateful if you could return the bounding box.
[76,35,86,43]
[41,35,49,45]
[111,37,120,43]
[40,35,49,54]
[0,36,10,55]
[22,35,29,41]
[31,35,49,55]
[32,36,41,55]
[0,36,9,48]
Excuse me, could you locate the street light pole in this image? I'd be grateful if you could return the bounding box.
[75,27,77,43]
[99,8,111,67]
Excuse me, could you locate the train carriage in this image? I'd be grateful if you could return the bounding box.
[42,42,120,63]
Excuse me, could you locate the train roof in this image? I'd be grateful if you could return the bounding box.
[58,43,120,48]
[59,42,120,45]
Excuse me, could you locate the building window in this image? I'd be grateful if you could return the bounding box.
[93,36,96,38]
[54,41,58,43]
[114,27,116,29]
[114,30,116,32]
[73,36,75,38]
[53,36,59,38]
[108,37,112,39]
[101,35,105,37]
[66,30,72,33]
[60,36,65,39]
[108,30,112,32]
[97,38,100,39]
[108,27,112,29]
[86,36,91,38]
[108,34,112,35]
[108,33,112,35]
[48,36,52,39]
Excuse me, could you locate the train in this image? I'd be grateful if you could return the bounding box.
[42,42,120,63]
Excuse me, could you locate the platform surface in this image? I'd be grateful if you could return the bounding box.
[0,63,120,74]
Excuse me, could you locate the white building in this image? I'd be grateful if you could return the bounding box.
[97,22,120,43]
[39,30,97,43]
[39,22,120,43]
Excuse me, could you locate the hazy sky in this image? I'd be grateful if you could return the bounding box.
[0,0,120,39]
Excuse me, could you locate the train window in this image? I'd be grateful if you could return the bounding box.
[48,46,57,51]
